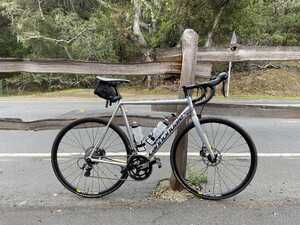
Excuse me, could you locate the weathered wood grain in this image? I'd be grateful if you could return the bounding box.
[155,46,300,62]
[0,58,181,75]
[197,46,300,62]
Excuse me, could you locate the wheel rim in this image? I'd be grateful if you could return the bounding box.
[174,119,256,199]
[53,119,129,197]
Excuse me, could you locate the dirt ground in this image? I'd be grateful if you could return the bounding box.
[229,68,300,97]
[154,64,300,98]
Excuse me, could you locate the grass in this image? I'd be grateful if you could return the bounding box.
[187,168,208,187]
[0,86,178,99]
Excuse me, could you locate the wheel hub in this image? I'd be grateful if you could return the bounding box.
[200,147,222,166]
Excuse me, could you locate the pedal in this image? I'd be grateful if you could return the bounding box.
[150,157,162,169]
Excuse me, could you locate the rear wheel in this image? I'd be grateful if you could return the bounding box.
[171,117,257,200]
[51,118,131,198]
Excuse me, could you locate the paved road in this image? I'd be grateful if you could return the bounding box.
[1,99,300,225]
[0,98,152,120]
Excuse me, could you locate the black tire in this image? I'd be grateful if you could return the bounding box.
[51,118,131,198]
[170,117,257,200]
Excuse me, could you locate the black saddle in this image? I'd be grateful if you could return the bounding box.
[96,76,130,85]
[94,76,130,107]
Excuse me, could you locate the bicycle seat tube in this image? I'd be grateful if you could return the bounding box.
[87,102,122,161]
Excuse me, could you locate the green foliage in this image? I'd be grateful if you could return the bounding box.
[224,0,300,46]
[0,0,299,93]
[0,0,128,61]
[1,0,299,59]
[187,167,208,187]
[0,12,29,57]
[168,0,300,46]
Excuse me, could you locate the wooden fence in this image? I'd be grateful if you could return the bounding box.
[1,47,299,76]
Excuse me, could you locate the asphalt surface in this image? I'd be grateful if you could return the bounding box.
[0,98,300,225]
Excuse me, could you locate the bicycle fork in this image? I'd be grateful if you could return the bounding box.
[187,97,215,160]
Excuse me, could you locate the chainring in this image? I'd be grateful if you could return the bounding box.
[127,155,152,181]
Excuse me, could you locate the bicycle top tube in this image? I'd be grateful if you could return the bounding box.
[120,98,188,106]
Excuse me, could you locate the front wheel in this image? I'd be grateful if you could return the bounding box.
[51,118,131,198]
[170,117,257,200]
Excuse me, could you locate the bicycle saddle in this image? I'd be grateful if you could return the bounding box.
[96,76,130,85]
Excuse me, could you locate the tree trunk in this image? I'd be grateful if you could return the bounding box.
[133,0,147,47]
[205,4,226,47]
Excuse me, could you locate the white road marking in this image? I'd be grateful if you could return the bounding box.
[286,120,300,124]
[1,152,300,158]
[0,99,100,103]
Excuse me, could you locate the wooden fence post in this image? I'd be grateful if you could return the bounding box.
[170,29,199,191]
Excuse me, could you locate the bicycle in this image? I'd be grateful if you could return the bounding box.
[51,72,257,200]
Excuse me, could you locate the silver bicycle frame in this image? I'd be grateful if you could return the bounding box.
[88,97,214,166]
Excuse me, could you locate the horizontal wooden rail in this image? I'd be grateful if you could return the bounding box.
[197,46,300,62]
[0,58,181,76]
[0,58,213,77]
[155,46,300,62]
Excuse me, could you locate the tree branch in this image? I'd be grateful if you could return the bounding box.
[66,27,93,44]
[23,33,68,44]
[61,45,73,59]
[37,0,45,20]
[22,27,92,45]
[141,0,158,33]
[133,0,147,47]
[205,3,227,47]
[22,33,68,44]
[22,27,93,59]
